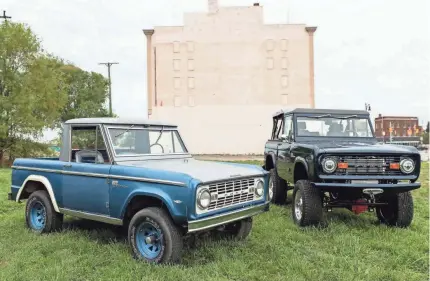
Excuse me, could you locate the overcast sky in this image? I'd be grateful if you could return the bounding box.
[3,0,430,134]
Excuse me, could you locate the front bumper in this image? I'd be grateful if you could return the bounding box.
[313,182,421,192]
[187,202,270,233]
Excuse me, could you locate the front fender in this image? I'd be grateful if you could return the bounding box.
[294,156,311,178]
[113,181,192,224]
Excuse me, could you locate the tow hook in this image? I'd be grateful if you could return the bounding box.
[363,188,383,203]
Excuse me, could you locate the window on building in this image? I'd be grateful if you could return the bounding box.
[266,39,275,51]
[281,39,289,51]
[173,41,180,53]
[173,59,180,71]
[266,58,274,69]
[186,41,194,52]
[187,59,195,71]
[281,57,289,69]
[188,77,195,89]
[174,77,181,89]
[281,75,288,88]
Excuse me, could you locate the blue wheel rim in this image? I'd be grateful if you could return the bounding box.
[30,201,46,230]
[135,221,163,260]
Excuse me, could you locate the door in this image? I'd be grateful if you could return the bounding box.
[62,125,112,215]
[277,115,295,182]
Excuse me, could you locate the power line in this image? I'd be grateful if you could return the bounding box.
[0,10,11,21]
[98,62,119,116]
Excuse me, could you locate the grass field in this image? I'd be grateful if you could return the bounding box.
[0,162,428,281]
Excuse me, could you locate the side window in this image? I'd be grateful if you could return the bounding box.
[71,126,109,164]
[284,115,293,137]
[272,118,283,140]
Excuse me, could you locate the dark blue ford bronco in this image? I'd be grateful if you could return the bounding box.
[264,108,421,227]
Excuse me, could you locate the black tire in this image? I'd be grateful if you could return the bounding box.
[25,190,63,233]
[269,168,288,204]
[128,207,183,264]
[292,180,323,227]
[376,192,414,228]
[222,218,253,240]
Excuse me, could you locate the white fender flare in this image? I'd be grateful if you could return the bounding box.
[16,175,60,213]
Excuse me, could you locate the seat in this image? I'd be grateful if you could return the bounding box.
[297,121,311,136]
[75,150,105,163]
[327,123,344,136]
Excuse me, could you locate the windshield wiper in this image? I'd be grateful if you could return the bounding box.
[114,125,134,138]
[338,115,358,119]
[312,114,332,119]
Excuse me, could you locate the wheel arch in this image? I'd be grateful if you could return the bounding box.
[121,191,181,225]
[16,175,60,212]
[294,158,309,183]
[265,153,276,171]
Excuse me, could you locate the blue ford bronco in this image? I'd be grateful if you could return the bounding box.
[264,108,421,228]
[8,118,270,264]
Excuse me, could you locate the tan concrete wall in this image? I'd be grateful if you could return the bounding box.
[145,2,316,154]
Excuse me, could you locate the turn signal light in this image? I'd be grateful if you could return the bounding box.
[337,162,348,169]
[390,163,400,170]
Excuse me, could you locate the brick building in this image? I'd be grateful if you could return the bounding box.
[374,114,423,138]
[143,1,316,154]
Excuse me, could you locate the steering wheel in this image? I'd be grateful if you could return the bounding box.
[150,143,164,153]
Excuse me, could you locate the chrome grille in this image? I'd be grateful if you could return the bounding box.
[335,155,402,176]
[208,178,255,210]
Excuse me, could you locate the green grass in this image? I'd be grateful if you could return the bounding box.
[0,163,428,281]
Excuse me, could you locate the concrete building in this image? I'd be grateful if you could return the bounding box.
[144,1,317,154]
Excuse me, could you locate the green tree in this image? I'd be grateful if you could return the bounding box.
[0,21,67,165]
[58,64,112,126]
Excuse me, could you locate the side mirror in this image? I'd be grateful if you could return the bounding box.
[280,134,290,142]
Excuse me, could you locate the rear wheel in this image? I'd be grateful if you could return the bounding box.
[25,190,63,233]
[292,180,323,227]
[269,168,288,204]
[376,192,414,228]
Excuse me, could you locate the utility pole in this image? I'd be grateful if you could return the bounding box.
[0,10,11,22]
[98,62,118,116]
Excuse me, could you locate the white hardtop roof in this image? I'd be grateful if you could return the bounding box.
[65,118,177,127]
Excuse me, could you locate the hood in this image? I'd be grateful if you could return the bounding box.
[313,141,419,155]
[119,158,265,183]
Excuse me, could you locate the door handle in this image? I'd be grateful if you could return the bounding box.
[63,164,72,168]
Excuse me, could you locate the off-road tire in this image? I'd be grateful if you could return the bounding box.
[128,207,183,264]
[223,218,253,240]
[376,192,414,228]
[269,168,288,204]
[292,180,323,227]
[25,190,63,233]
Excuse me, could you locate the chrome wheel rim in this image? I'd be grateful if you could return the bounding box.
[294,190,303,221]
[269,177,274,201]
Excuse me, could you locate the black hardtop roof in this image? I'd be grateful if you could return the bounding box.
[273,108,370,117]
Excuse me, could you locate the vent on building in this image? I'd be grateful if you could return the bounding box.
[253,3,260,6]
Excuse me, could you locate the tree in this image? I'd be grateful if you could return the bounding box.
[58,64,112,126]
[426,122,429,133]
[0,21,67,165]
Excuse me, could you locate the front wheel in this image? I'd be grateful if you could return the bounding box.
[269,168,287,204]
[222,218,253,240]
[128,207,183,264]
[376,192,414,228]
[292,180,323,227]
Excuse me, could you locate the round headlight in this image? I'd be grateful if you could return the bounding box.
[322,157,337,174]
[400,158,415,174]
[197,189,211,209]
[255,179,264,197]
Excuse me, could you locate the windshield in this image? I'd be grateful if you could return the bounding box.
[108,128,188,156]
[296,116,374,137]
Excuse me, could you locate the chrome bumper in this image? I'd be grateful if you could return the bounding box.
[187,202,269,233]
